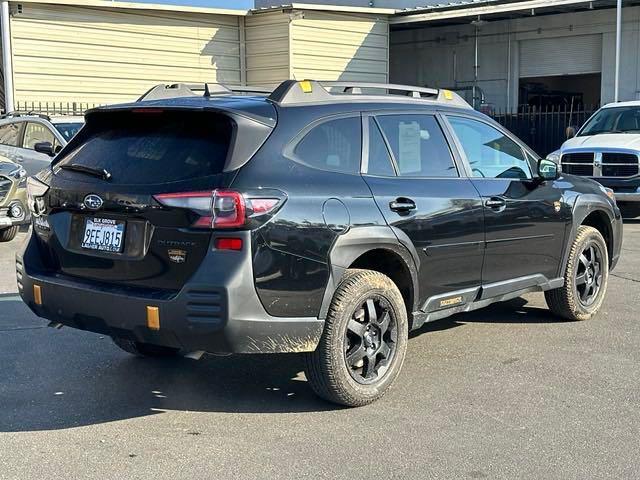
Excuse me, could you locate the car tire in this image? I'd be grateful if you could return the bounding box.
[0,226,18,242]
[545,225,609,321]
[305,269,409,407]
[111,337,181,358]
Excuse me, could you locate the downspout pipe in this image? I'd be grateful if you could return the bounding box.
[1,1,14,113]
[614,0,622,102]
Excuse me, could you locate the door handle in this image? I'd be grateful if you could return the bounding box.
[485,197,506,210]
[389,197,417,213]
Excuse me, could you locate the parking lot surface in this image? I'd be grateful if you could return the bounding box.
[1,225,639,480]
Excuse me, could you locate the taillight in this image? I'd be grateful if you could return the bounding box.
[26,177,50,217]
[154,189,284,229]
[212,190,246,228]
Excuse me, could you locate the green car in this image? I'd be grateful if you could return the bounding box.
[0,156,28,242]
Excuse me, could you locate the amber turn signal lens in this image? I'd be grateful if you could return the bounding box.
[146,306,160,330]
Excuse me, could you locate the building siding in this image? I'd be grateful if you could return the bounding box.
[390,6,640,110]
[9,2,242,105]
[290,10,389,83]
[245,10,290,87]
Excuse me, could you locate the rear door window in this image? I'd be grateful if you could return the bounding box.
[292,116,361,174]
[375,114,458,178]
[0,122,22,146]
[56,111,233,185]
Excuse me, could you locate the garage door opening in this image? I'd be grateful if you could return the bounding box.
[519,73,602,110]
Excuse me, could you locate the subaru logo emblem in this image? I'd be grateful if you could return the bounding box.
[84,194,103,210]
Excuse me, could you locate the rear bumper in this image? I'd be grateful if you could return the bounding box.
[16,232,324,354]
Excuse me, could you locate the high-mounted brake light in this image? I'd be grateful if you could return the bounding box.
[153,189,283,230]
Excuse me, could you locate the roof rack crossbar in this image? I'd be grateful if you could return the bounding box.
[138,83,273,102]
[0,111,51,120]
[321,81,439,98]
[267,80,471,108]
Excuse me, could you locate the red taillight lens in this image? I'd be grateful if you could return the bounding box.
[215,237,243,250]
[154,191,212,215]
[248,198,279,215]
[154,189,253,229]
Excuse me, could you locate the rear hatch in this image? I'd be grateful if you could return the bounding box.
[31,105,275,291]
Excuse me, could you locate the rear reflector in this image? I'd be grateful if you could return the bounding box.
[33,285,42,306]
[146,306,160,330]
[215,237,243,251]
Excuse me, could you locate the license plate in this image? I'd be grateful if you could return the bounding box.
[81,217,125,253]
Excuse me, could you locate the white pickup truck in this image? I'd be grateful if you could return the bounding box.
[548,101,640,206]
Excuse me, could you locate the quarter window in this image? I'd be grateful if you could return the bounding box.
[0,123,22,146]
[448,116,532,179]
[367,118,395,176]
[23,122,56,150]
[293,117,361,174]
[375,114,458,177]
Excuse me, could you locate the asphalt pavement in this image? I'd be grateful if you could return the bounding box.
[1,225,639,480]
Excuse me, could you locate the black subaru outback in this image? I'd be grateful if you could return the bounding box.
[17,80,622,406]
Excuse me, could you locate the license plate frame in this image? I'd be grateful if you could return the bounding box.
[81,217,126,253]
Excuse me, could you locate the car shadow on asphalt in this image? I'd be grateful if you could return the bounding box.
[0,296,344,433]
[0,295,566,432]
[410,296,574,340]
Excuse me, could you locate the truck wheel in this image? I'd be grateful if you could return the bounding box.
[305,269,408,407]
[111,337,180,357]
[0,226,18,242]
[545,225,609,321]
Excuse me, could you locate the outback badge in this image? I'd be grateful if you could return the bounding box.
[168,249,187,264]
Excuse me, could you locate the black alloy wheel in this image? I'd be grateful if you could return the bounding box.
[345,296,397,385]
[575,241,604,307]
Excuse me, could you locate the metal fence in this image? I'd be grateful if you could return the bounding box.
[6,100,597,159]
[12,100,102,116]
[491,105,598,157]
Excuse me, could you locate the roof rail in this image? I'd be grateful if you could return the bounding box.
[267,80,471,108]
[0,111,51,121]
[138,83,273,101]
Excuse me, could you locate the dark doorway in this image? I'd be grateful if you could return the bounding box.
[519,73,601,110]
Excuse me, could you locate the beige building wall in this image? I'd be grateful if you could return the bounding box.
[246,7,389,88]
[2,1,391,109]
[9,1,243,106]
[245,10,290,88]
[290,9,389,84]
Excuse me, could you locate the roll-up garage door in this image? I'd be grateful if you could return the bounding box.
[519,34,602,77]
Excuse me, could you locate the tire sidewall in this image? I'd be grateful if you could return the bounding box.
[568,228,609,317]
[327,274,409,401]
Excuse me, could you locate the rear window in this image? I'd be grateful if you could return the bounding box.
[54,122,84,142]
[56,111,233,185]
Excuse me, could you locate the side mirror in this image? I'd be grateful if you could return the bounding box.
[566,126,576,139]
[538,158,560,181]
[34,141,55,157]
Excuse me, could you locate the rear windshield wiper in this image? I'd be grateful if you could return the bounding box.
[58,163,112,181]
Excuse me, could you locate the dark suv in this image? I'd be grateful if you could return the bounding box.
[17,80,622,406]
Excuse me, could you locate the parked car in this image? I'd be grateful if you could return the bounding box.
[0,155,28,242]
[0,113,84,176]
[548,101,640,209]
[17,80,622,406]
